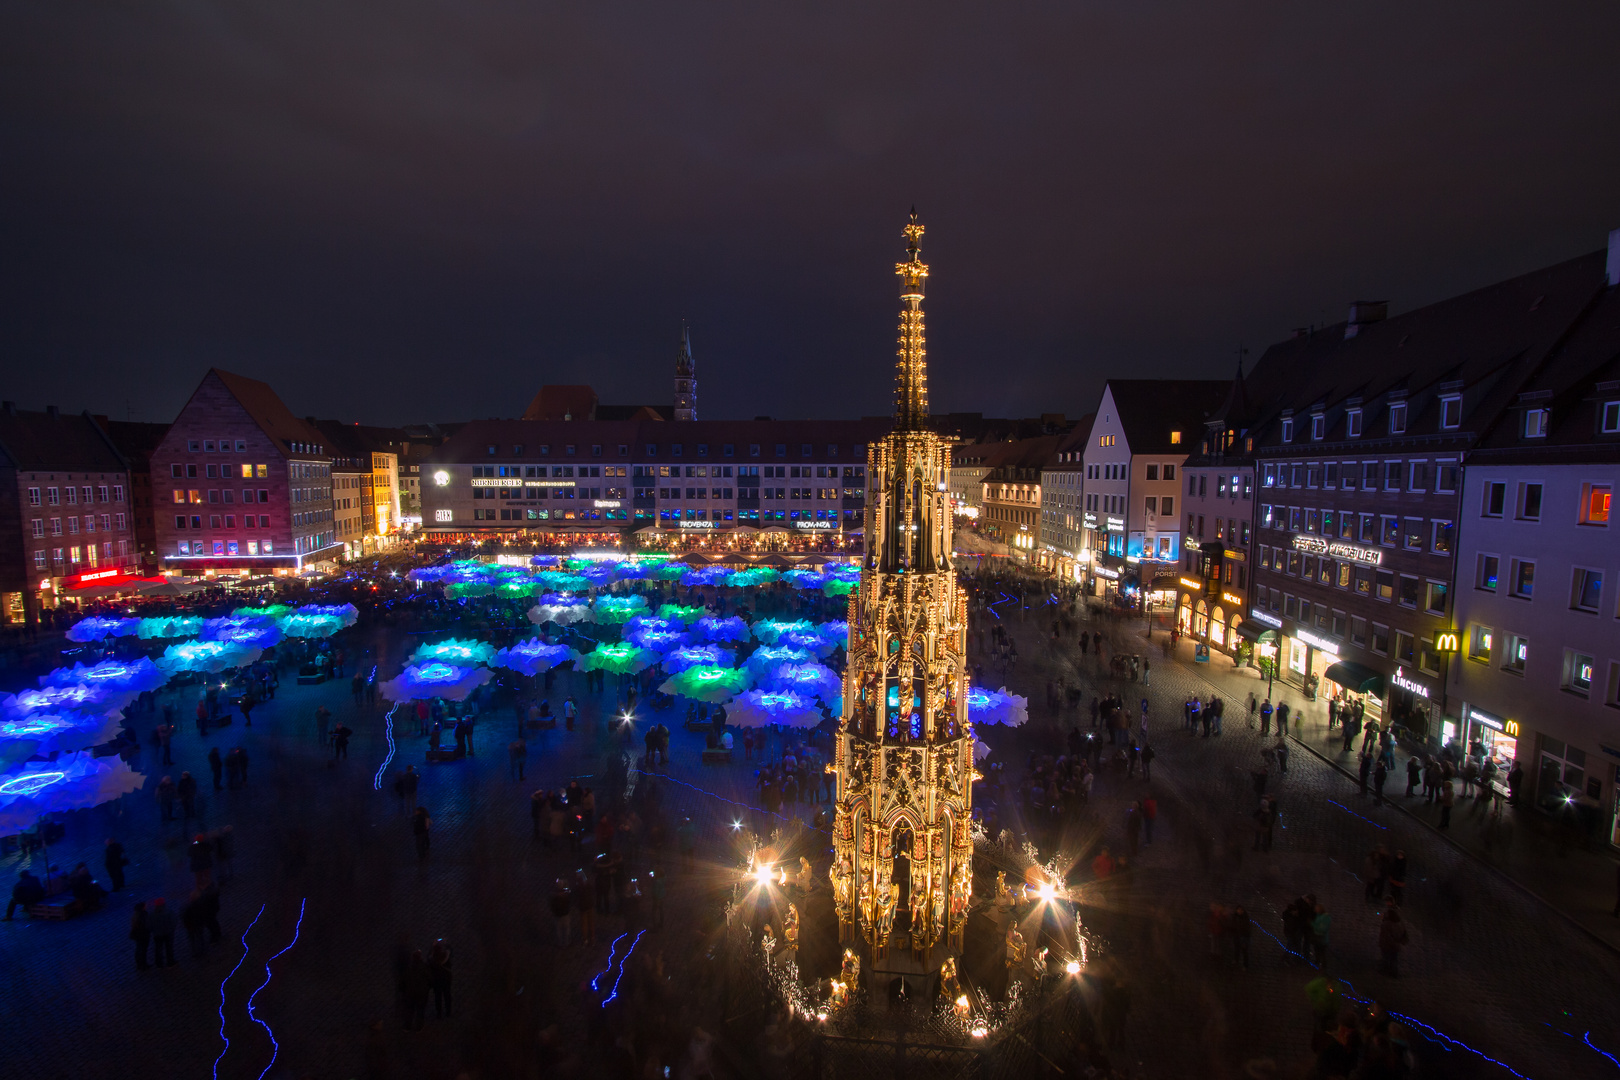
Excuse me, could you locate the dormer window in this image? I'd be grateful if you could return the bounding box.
[1310,414,1325,440]
[1281,418,1294,443]
[1600,401,1619,434]
[1523,408,1549,439]
[1438,396,1461,430]
[1388,403,1407,435]
[1346,409,1363,437]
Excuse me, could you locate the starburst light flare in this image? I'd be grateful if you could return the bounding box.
[380,662,492,702]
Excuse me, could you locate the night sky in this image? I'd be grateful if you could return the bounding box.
[3,2,1618,427]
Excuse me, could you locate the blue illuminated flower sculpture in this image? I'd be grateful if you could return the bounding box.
[137,615,204,640]
[232,603,294,621]
[646,562,688,581]
[965,685,1028,727]
[576,564,618,587]
[657,665,752,704]
[156,640,264,676]
[680,565,732,588]
[693,616,749,643]
[0,752,145,833]
[0,709,126,767]
[726,689,823,729]
[200,617,282,649]
[490,640,577,677]
[529,554,562,568]
[628,629,688,654]
[40,658,165,706]
[750,619,814,645]
[380,662,492,702]
[777,628,834,658]
[528,595,591,626]
[663,644,737,674]
[66,616,140,642]
[744,645,815,678]
[591,595,648,625]
[277,603,359,639]
[578,643,658,676]
[822,578,857,597]
[760,661,842,705]
[781,569,826,590]
[536,571,590,593]
[410,637,496,666]
[817,620,850,650]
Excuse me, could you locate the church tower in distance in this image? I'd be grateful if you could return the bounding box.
[674,324,697,421]
[830,212,973,991]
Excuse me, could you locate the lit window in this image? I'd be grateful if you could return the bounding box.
[1524,408,1549,438]
[1579,484,1611,525]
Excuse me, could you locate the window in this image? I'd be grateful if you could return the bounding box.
[1376,570,1394,602]
[1394,630,1415,663]
[1281,418,1294,443]
[1468,625,1493,663]
[1509,559,1534,598]
[1345,409,1363,437]
[1388,402,1407,434]
[1435,462,1458,494]
[1381,515,1399,546]
[1564,650,1595,696]
[1572,568,1603,613]
[1516,483,1543,521]
[1434,396,1461,430]
[1431,521,1453,554]
[1145,464,1158,480]
[1371,623,1389,655]
[1482,481,1505,517]
[1602,401,1620,434]
[1359,513,1376,543]
[1580,483,1611,525]
[1409,462,1428,491]
[1398,575,1420,608]
[1262,464,1276,487]
[1403,518,1424,550]
[1425,581,1448,615]
[1164,464,1176,480]
[1311,414,1324,440]
[1384,461,1403,490]
[1161,496,1174,517]
[1524,408,1549,438]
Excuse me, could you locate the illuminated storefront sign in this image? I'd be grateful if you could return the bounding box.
[1467,707,1513,733]
[66,568,124,585]
[1392,666,1430,699]
[1220,590,1243,607]
[1249,608,1282,629]
[594,500,622,508]
[1105,516,1125,532]
[794,521,836,530]
[678,520,715,529]
[470,478,523,488]
[1093,566,1120,580]
[1294,628,1341,656]
[1179,577,1203,591]
[1434,630,1460,653]
[1082,512,1098,529]
[1291,533,1381,565]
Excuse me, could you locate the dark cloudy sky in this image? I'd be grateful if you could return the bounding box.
[3,2,1618,427]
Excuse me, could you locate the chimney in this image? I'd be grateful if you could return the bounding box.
[1344,300,1387,340]
[46,404,60,418]
[1607,227,1620,287]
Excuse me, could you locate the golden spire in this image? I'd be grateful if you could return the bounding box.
[894,209,929,429]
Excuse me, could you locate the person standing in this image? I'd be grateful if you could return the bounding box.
[563,696,577,732]
[1388,850,1407,907]
[1372,759,1388,806]
[157,775,176,822]
[403,950,431,1030]
[412,807,432,860]
[1310,903,1331,967]
[1439,780,1455,828]
[207,746,224,791]
[332,722,352,760]
[177,772,198,821]
[104,838,129,892]
[428,938,453,1018]
[130,901,151,970]
[214,826,236,883]
[182,889,208,958]
[1259,699,1272,737]
[549,878,572,945]
[1377,904,1409,976]
[509,738,528,781]
[1358,752,1373,797]
[189,833,214,889]
[1141,744,1155,782]
[574,870,596,946]
[1228,905,1251,969]
[148,898,177,968]
[1405,756,1422,798]
[1141,793,1158,843]
[1124,803,1142,857]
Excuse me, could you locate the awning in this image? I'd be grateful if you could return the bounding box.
[1233,618,1278,643]
[1323,660,1386,695]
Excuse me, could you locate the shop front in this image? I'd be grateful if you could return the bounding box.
[1322,659,1387,728]
[1277,624,1341,700]
[1462,705,1519,775]
[1387,665,1437,743]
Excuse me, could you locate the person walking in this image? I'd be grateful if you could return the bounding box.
[332,722,352,761]
[130,901,151,971]
[104,838,129,892]
[182,889,208,958]
[148,898,177,968]
[1140,743,1155,782]
[428,938,453,1018]
[1439,780,1455,828]
[563,696,577,732]
[412,807,432,860]
[549,878,572,945]
[1377,904,1409,976]
[157,775,176,822]
[1310,903,1332,967]
[1125,802,1142,857]
[1141,793,1158,844]
[177,772,198,821]
[1358,752,1373,797]
[207,746,224,791]
[1372,759,1388,806]
[1388,850,1408,907]
[1405,756,1422,798]
[574,870,596,946]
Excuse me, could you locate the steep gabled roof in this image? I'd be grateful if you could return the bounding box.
[523,385,599,422]
[210,369,329,454]
[1105,380,1231,454]
[0,408,127,471]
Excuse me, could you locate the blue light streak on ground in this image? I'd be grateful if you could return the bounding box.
[591,933,628,992]
[602,929,646,1007]
[214,904,265,1080]
[1253,911,1538,1079]
[372,702,401,790]
[1327,798,1387,830]
[643,769,829,833]
[247,898,307,1080]
[1582,1031,1619,1069]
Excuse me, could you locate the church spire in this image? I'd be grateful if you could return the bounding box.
[894,209,930,429]
[674,322,697,421]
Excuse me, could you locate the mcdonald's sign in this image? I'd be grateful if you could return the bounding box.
[1434,630,1460,654]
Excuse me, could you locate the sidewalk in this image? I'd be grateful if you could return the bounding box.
[1114,612,1620,953]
